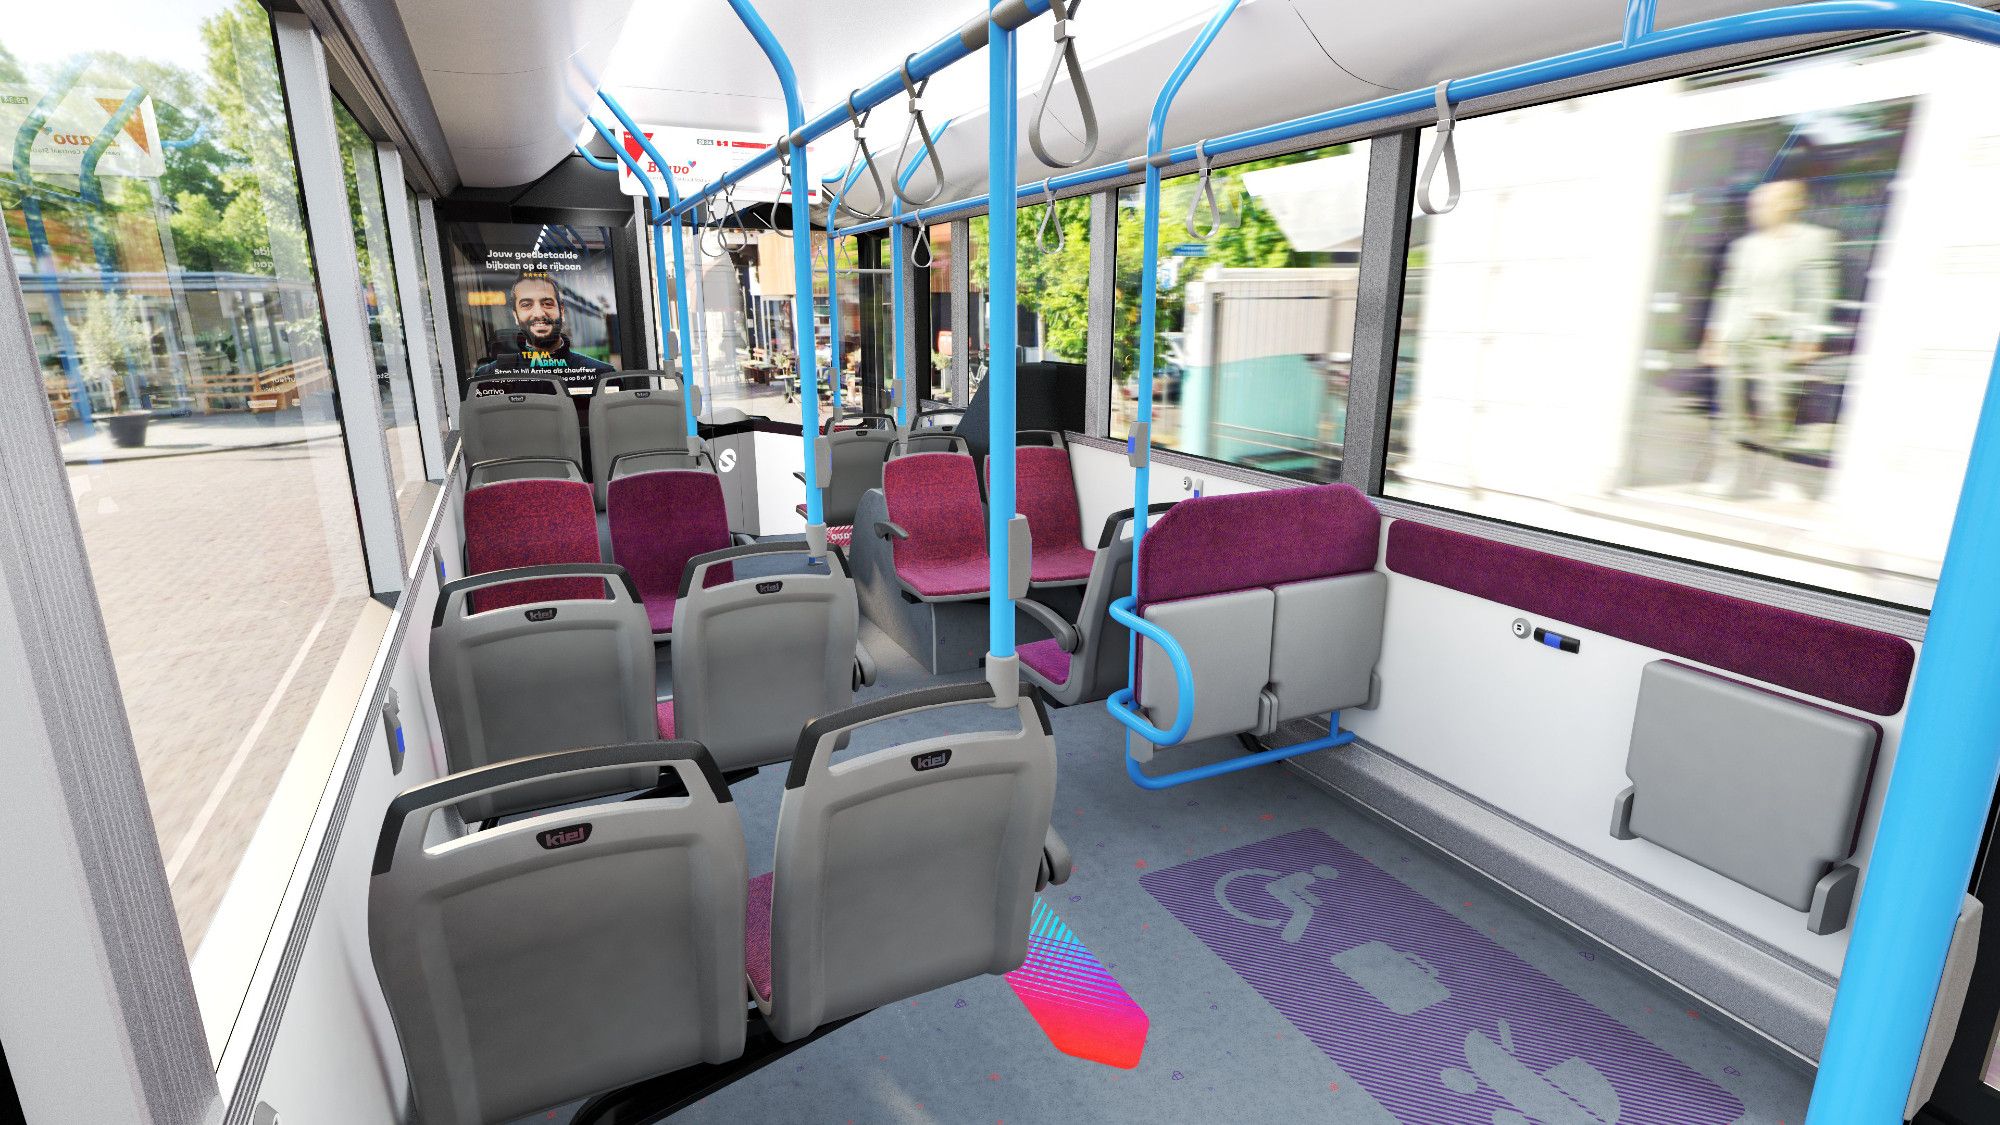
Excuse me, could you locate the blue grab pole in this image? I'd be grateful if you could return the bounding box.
[582,115,678,413]
[1807,343,2000,1120]
[986,0,1020,681]
[1623,0,1658,45]
[597,94,701,438]
[723,0,825,531]
[1117,0,1241,755]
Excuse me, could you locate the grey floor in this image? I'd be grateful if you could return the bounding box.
[538,550,1815,1124]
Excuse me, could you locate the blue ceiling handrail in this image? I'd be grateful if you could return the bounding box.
[891,117,952,429]
[596,92,702,440]
[671,0,1057,221]
[723,0,831,546]
[573,142,620,173]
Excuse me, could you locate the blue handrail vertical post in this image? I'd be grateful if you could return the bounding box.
[582,115,676,412]
[1808,357,2000,1117]
[1120,0,1242,736]
[598,93,701,439]
[985,0,1021,703]
[1623,0,1658,45]
[724,0,826,538]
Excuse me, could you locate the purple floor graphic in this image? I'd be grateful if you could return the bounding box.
[1141,828,1743,1124]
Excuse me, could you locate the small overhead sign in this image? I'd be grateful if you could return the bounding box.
[1170,243,1209,257]
[1,85,165,179]
[616,125,821,209]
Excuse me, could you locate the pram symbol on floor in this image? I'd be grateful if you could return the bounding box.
[1443,1018,1623,1125]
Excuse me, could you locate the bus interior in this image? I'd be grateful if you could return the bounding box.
[10,2,2000,1124]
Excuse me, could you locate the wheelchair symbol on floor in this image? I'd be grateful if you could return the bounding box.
[1213,864,1340,944]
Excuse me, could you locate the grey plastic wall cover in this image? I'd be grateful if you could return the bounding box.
[1619,660,1881,914]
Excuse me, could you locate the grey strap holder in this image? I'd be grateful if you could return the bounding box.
[1028,0,1099,169]
[1185,139,1222,240]
[1007,513,1032,602]
[1127,421,1150,468]
[842,92,888,220]
[1037,179,1064,254]
[1417,80,1461,216]
[815,435,834,482]
[893,58,946,207]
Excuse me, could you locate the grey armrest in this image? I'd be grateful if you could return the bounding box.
[874,521,909,541]
[1039,826,1073,890]
[1015,598,1080,653]
[792,470,807,484]
[731,532,757,547]
[852,644,877,689]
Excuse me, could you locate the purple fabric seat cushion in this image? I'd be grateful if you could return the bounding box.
[1136,484,1381,609]
[655,698,675,739]
[607,470,734,632]
[992,446,1094,583]
[884,453,988,594]
[745,871,775,1003]
[463,478,603,612]
[1018,638,1072,688]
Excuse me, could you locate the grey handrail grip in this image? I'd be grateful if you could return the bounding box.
[434,563,639,628]
[466,375,564,400]
[1028,0,1099,170]
[371,740,730,875]
[1095,501,1178,549]
[688,384,704,420]
[676,539,848,600]
[816,435,834,482]
[591,371,678,396]
[785,681,1054,790]
[468,456,585,482]
[892,57,946,207]
[1016,597,1080,653]
[842,91,888,221]
[608,448,711,479]
[1037,180,1064,254]
[1008,513,1032,601]
[1417,81,1461,216]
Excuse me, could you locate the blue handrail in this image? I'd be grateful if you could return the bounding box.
[984,0,1021,693]
[671,0,1056,219]
[574,143,620,173]
[1104,596,1194,746]
[596,93,702,440]
[582,113,689,438]
[892,118,952,428]
[723,0,826,533]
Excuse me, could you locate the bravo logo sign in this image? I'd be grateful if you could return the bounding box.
[615,124,821,207]
[0,85,165,178]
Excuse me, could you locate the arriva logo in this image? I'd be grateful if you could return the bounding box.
[718,448,737,472]
[536,823,592,849]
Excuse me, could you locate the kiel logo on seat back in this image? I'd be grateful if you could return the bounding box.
[526,607,558,622]
[756,581,783,594]
[911,749,952,772]
[536,823,592,850]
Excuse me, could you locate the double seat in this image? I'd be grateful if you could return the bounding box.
[1121,484,1388,753]
[370,681,1065,1125]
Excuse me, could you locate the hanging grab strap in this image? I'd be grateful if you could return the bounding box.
[909,219,935,269]
[842,92,888,220]
[1184,140,1222,241]
[1417,80,1461,216]
[893,57,947,207]
[1037,179,1064,255]
[1028,0,1100,169]
[768,136,794,239]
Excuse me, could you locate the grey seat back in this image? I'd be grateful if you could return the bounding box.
[763,682,1056,1041]
[669,543,859,774]
[430,564,658,819]
[589,372,695,508]
[370,742,747,1125]
[817,415,898,526]
[463,377,582,484]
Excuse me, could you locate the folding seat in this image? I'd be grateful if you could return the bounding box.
[745,681,1059,1042]
[607,468,738,638]
[461,376,585,486]
[430,564,668,818]
[668,542,875,775]
[868,451,989,601]
[370,741,747,1125]
[460,477,602,613]
[1130,484,1386,749]
[990,432,1093,587]
[1016,502,1178,706]
[794,413,898,549]
[587,372,707,510]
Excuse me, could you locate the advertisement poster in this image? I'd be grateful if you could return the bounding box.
[444,221,620,395]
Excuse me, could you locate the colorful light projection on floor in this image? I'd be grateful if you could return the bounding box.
[1005,898,1149,1068]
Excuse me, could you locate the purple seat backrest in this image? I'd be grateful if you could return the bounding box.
[1136,484,1382,611]
[989,445,1084,556]
[607,470,734,604]
[884,453,986,568]
[463,479,604,612]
